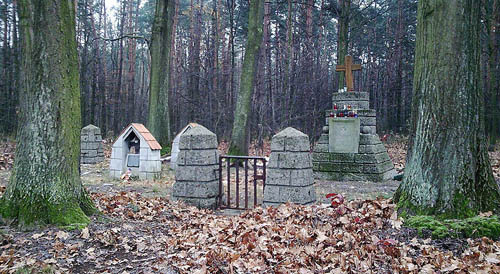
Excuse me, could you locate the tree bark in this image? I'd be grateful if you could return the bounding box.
[228,0,264,155]
[394,0,500,218]
[485,0,499,148]
[147,0,175,146]
[0,0,97,228]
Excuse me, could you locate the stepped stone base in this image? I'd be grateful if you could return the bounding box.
[313,92,395,182]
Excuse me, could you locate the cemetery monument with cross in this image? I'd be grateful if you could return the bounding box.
[312,55,396,181]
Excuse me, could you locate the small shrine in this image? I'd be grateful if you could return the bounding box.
[110,123,162,180]
[313,56,395,181]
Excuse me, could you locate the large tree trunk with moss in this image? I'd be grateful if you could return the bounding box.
[336,0,350,92]
[228,0,264,155]
[148,0,174,147]
[0,0,96,228]
[394,0,500,219]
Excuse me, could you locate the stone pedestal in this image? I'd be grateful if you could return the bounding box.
[263,127,316,206]
[81,124,104,164]
[313,92,395,181]
[172,125,219,209]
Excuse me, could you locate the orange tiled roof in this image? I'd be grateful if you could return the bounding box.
[116,123,162,150]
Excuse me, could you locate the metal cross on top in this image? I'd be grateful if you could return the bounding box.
[336,55,362,92]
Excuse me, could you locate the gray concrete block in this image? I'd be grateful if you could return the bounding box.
[317,134,328,144]
[144,160,161,172]
[360,117,376,126]
[182,150,218,166]
[266,168,291,185]
[332,100,369,110]
[179,125,218,150]
[175,165,218,182]
[319,162,363,173]
[331,92,369,101]
[357,109,376,117]
[358,144,386,154]
[272,127,310,152]
[263,184,281,202]
[314,171,384,181]
[359,134,382,145]
[277,152,312,169]
[313,143,328,153]
[83,150,98,157]
[363,161,394,174]
[328,153,356,163]
[267,153,279,168]
[354,153,391,164]
[361,126,377,134]
[279,185,316,204]
[270,136,285,151]
[290,169,314,186]
[312,152,329,162]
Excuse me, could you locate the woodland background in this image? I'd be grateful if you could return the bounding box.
[0,0,498,144]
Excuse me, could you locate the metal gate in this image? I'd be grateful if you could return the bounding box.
[218,155,266,210]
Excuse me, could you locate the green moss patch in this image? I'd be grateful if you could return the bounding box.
[405,215,500,239]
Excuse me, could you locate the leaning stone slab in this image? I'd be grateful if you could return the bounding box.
[264,127,316,206]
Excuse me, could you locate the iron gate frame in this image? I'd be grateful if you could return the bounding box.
[218,155,266,210]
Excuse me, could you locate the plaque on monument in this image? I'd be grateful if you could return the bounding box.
[328,117,360,153]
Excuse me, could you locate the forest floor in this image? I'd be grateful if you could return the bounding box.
[0,136,500,273]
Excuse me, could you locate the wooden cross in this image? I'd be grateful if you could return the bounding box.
[336,55,362,91]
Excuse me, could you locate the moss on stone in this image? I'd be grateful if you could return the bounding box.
[405,215,500,239]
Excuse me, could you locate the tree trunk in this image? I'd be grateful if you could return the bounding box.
[0,0,96,228]
[394,0,500,219]
[485,0,499,148]
[148,0,175,146]
[228,0,264,155]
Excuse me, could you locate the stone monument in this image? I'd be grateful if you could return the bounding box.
[313,56,395,181]
[81,124,104,164]
[263,127,316,206]
[172,125,219,209]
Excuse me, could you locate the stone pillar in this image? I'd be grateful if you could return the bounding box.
[81,124,104,164]
[263,127,316,206]
[171,125,219,209]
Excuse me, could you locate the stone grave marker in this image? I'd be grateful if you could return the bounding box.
[81,124,104,164]
[263,127,316,206]
[172,125,219,209]
[313,91,396,181]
